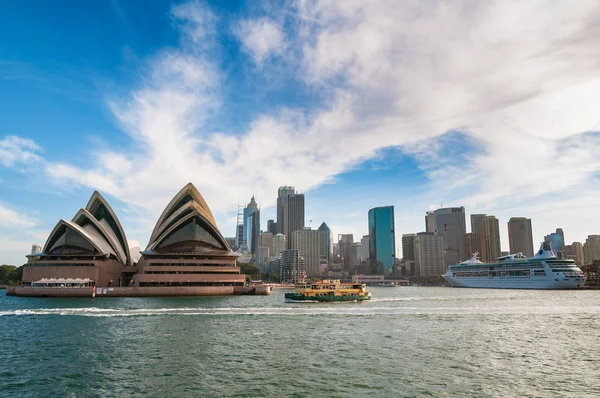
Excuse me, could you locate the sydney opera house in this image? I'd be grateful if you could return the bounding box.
[12,184,267,297]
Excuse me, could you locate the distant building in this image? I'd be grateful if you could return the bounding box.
[278,249,304,283]
[470,214,501,262]
[259,232,273,257]
[434,207,466,267]
[501,251,510,257]
[256,246,270,271]
[349,242,363,272]
[267,219,277,235]
[425,211,435,233]
[464,233,487,262]
[338,234,354,272]
[414,232,444,276]
[290,229,321,276]
[369,206,396,276]
[361,235,370,261]
[544,228,565,253]
[568,242,585,265]
[272,233,286,259]
[318,222,333,265]
[276,186,304,246]
[584,235,600,263]
[243,196,260,253]
[508,217,534,257]
[31,244,42,254]
[401,234,416,261]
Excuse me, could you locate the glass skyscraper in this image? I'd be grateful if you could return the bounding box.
[368,206,396,276]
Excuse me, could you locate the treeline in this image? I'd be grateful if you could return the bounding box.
[0,265,23,285]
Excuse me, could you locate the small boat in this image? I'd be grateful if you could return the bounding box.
[284,279,372,302]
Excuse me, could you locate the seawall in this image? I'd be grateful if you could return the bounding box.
[6,286,270,298]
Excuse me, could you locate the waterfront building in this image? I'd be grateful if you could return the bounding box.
[401,233,416,276]
[425,211,435,233]
[508,217,534,257]
[290,229,321,276]
[568,242,585,265]
[464,233,487,262]
[433,207,466,267]
[318,222,333,265]
[470,214,501,262]
[135,184,244,287]
[487,216,501,260]
[337,234,354,272]
[413,232,444,276]
[256,246,270,271]
[369,206,396,276]
[278,249,305,283]
[23,191,133,286]
[272,233,286,259]
[583,235,600,263]
[361,235,370,261]
[276,186,305,245]
[259,232,273,256]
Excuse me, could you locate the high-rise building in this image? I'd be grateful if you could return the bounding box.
[425,211,435,233]
[276,186,305,246]
[583,235,600,263]
[272,233,287,259]
[402,234,416,261]
[544,229,565,253]
[256,246,270,270]
[278,249,304,283]
[349,242,362,271]
[338,234,354,272]
[318,222,333,265]
[414,232,444,276]
[290,229,321,276]
[243,196,260,253]
[266,219,277,235]
[470,214,490,262]
[368,206,396,276]
[568,242,585,265]
[259,232,273,256]
[464,233,487,261]
[361,235,370,261]
[487,216,501,261]
[434,207,466,267]
[508,217,534,257]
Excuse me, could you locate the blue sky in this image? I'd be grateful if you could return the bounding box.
[2,0,600,265]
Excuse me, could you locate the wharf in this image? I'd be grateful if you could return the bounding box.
[6,285,270,298]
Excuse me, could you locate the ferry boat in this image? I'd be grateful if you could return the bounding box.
[442,242,586,289]
[284,279,372,302]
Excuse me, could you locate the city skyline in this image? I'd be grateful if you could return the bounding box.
[2,1,600,266]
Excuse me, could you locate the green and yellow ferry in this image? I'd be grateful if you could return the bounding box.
[284,279,372,302]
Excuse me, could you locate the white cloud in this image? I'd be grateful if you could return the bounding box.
[4,0,600,249]
[0,202,36,229]
[0,135,41,167]
[235,18,285,63]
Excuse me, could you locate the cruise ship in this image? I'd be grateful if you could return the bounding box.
[442,242,586,289]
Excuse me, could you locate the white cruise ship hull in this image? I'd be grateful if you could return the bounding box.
[442,274,584,289]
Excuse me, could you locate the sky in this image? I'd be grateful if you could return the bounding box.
[1,0,600,265]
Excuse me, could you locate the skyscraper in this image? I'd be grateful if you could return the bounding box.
[349,242,363,270]
[243,196,260,253]
[583,235,600,263]
[290,229,321,276]
[361,235,370,261]
[278,249,304,283]
[487,215,501,261]
[544,229,565,253]
[318,222,333,265]
[337,234,354,272]
[425,211,435,233]
[569,241,585,265]
[470,214,500,262]
[267,219,277,235]
[368,206,396,276]
[259,232,273,256]
[414,232,444,276]
[508,217,534,257]
[434,207,467,267]
[276,186,305,245]
[464,233,487,261]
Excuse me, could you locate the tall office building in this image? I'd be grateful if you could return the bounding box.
[425,211,435,233]
[471,214,490,262]
[276,186,305,246]
[272,233,287,259]
[338,234,354,272]
[414,232,444,276]
[290,229,321,276]
[318,222,333,265]
[584,235,600,263]
[259,232,273,256]
[568,241,585,265]
[368,206,396,276]
[349,242,363,270]
[464,233,487,261]
[508,217,534,257]
[256,246,270,270]
[434,207,467,267]
[267,219,277,235]
[487,216,501,260]
[243,196,260,253]
[361,235,370,261]
[544,229,565,253]
[402,234,416,261]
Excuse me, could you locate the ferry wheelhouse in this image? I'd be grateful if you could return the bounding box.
[284,279,372,302]
[442,242,586,289]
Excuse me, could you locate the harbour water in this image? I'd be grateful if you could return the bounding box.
[1,287,599,397]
